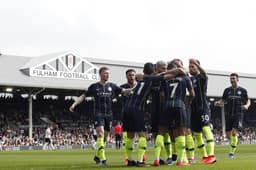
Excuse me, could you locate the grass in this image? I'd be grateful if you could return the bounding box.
[0,144,256,170]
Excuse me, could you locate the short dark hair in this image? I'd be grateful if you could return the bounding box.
[230,73,239,78]
[170,58,183,66]
[143,62,154,75]
[99,66,109,74]
[126,69,136,75]
[167,62,177,70]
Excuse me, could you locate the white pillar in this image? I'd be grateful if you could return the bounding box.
[28,94,33,139]
[221,106,226,137]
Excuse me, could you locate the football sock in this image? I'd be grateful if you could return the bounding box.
[194,132,208,157]
[203,126,215,156]
[160,145,165,159]
[186,134,195,159]
[97,137,106,160]
[154,135,164,160]
[175,136,186,162]
[123,132,128,159]
[125,138,133,160]
[230,135,238,154]
[164,133,172,158]
[182,149,188,163]
[137,137,147,162]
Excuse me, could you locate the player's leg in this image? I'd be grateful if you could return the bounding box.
[185,107,195,163]
[95,126,106,164]
[93,117,107,166]
[173,108,189,166]
[135,110,148,167]
[154,130,171,165]
[124,109,138,166]
[202,125,216,164]
[163,133,172,164]
[173,127,187,166]
[154,133,164,166]
[185,128,195,163]
[43,138,48,150]
[228,114,242,158]
[119,137,121,149]
[115,134,118,149]
[170,130,177,162]
[122,131,128,164]
[49,138,55,150]
[126,132,134,159]
[194,131,208,161]
[123,109,137,166]
[224,115,238,158]
[137,131,147,166]
[151,111,163,166]
[154,109,173,166]
[191,114,208,162]
[202,125,215,155]
[228,128,239,158]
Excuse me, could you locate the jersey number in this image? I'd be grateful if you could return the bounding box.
[169,82,178,98]
[201,114,210,122]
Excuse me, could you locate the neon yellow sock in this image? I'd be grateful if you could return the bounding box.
[154,135,164,160]
[230,135,238,154]
[125,138,133,160]
[123,132,127,141]
[182,149,188,163]
[194,132,208,158]
[203,126,215,156]
[186,134,195,159]
[137,137,147,162]
[160,145,165,159]
[97,137,106,160]
[175,136,186,162]
[95,140,99,157]
[123,132,128,159]
[164,133,172,158]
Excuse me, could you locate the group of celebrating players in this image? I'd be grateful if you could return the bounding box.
[69,58,250,167]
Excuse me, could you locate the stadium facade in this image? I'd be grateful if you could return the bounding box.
[1,51,256,96]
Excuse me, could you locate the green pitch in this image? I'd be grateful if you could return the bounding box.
[0,144,256,170]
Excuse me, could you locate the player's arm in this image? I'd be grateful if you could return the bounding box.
[187,82,195,106]
[189,58,207,77]
[242,98,251,112]
[214,99,225,107]
[185,90,195,108]
[135,73,144,81]
[163,68,187,80]
[215,88,227,107]
[69,94,86,112]
[121,87,134,95]
[136,67,186,80]
[112,83,134,96]
[160,67,186,76]
[242,89,251,111]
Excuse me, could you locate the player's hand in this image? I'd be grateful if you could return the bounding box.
[178,68,187,75]
[135,73,144,81]
[69,105,75,112]
[214,100,223,107]
[214,101,220,106]
[242,105,249,112]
